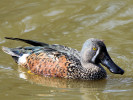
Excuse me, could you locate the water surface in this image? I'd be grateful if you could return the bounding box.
[0,0,133,100]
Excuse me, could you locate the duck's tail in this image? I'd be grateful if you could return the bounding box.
[2,46,21,63]
[2,37,51,63]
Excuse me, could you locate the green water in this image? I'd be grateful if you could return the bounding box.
[0,0,133,100]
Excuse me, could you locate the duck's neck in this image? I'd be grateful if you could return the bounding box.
[80,61,107,80]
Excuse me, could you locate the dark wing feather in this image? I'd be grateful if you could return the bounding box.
[5,37,49,46]
[5,37,80,59]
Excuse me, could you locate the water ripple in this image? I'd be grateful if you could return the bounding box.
[44,10,64,16]
[0,65,13,70]
[103,89,132,93]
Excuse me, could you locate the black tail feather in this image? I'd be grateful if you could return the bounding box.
[12,56,19,63]
[5,37,49,46]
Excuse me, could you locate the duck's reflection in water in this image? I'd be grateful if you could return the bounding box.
[18,66,107,89]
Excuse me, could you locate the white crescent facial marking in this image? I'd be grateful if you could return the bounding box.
[91,47,100,63]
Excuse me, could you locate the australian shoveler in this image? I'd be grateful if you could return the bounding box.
[2,37,124,80]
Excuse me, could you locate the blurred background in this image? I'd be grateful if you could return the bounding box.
[0,0,133,100]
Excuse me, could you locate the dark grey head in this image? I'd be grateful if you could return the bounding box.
[81,38,124,75]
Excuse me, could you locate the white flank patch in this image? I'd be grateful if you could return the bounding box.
[18,54,29,64]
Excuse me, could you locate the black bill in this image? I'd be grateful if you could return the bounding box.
[100,51,124,75]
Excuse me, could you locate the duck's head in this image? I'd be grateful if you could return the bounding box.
[81,38,124,75]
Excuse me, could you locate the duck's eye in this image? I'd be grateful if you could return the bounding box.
[93,47,97,51]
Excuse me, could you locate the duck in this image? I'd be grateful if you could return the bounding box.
[2,37,124,80]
